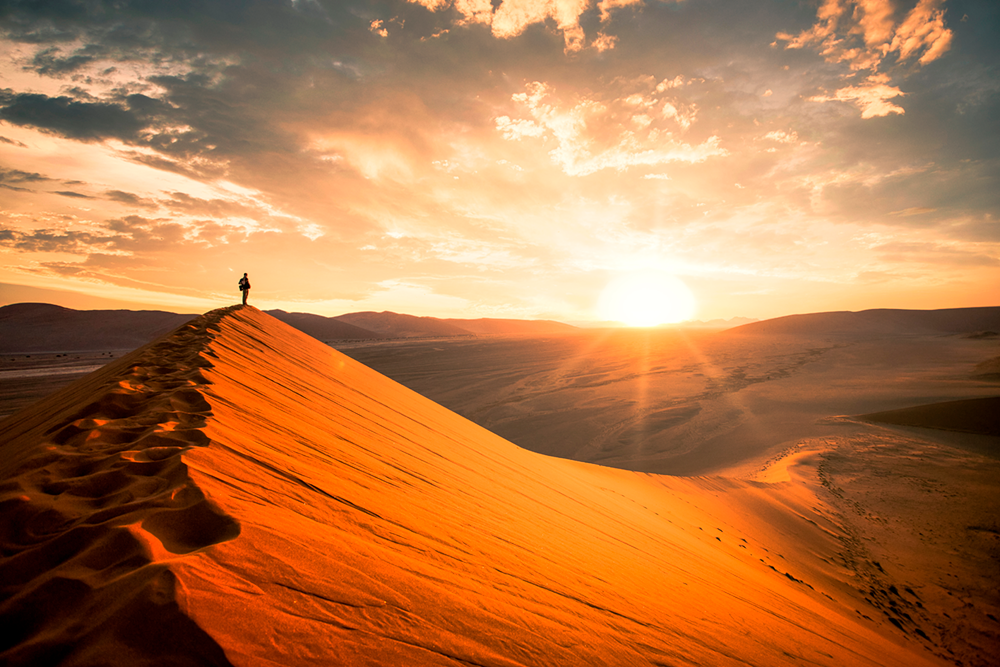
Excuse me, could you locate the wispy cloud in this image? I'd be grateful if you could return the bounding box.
[496,81,726,176]
[808,74,906,118]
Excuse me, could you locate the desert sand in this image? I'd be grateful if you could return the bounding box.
[338,326,1000,475]
[0,352,126,420]
[1,306,997,665]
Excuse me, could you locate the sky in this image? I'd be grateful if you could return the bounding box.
[0,0,997,323]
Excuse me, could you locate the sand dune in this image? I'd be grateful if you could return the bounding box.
[729,306,1000,336]
[860,397,1000,437]
[1,307,993,665]
[0,352,121,420]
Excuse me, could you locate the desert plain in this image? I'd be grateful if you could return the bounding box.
[0,305,998,666]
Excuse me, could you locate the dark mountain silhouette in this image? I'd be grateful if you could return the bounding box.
[335,311,579,337]
[265,310,385,341]
[334,311,480,337]
[0,303,579,353]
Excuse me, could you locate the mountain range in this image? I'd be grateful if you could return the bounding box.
[3,302,998,354]
[0,303,578,353]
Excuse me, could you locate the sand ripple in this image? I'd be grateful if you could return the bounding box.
[0,308,240,666]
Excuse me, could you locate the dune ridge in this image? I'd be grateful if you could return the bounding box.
[0,309,238,665]
[0,306,963,665]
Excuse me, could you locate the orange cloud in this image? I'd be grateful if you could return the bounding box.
[407,0,650,52]
[763,130,799,143]
[775,0,849,53]
[591,32,618,52]
[856,0,896,47]
[809,74,906,118]
[776,0,954,72]
[780,0,954,119]
[598,0,645,22]
[891,0,954,64]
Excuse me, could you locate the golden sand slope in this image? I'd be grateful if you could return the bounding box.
[0,307,950,665]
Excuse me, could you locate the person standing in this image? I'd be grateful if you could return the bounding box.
[238,272,251,305]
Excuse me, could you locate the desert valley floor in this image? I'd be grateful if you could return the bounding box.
[1,305,997,666]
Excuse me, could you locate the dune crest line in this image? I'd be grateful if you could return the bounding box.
[0,307,241,666]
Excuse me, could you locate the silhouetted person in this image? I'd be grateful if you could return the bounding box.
[239,272,251,305]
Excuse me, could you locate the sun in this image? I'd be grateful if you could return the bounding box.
[597,272,697,326]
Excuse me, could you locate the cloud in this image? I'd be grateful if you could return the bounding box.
[809,75,906,118]
[497,81,726,176]
[592,32,617,52]
[888,206,937,217]
[873,240,1000,267]
[774,0,850,55]
[763,130,799,143]
[0,228,117,254]
[0,91,148,141]
[0,212,251,260]
[29,46,97,76]
[105,190,158,207]
[777,0,954,71]
[598,0,645,22]
[890,0,954,65]
[495,116,546,141]
[0,167,52,184]
[856,0,896,47]
[660,101,697,130]
[405,0,649,52]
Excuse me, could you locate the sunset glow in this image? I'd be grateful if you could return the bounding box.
[599,273,697,326]
[0,1,997,321]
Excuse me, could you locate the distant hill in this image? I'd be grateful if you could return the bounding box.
[684,317,759,329]
[0,303,196,353]
[333,311,577,338]
[334,311,472,338]
[265,310,386,342]
[727,307,1000,336]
